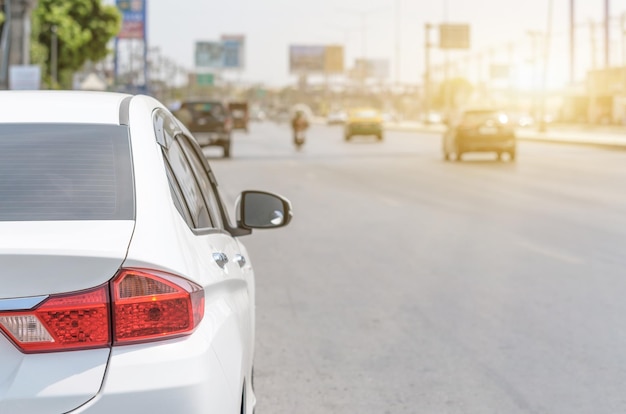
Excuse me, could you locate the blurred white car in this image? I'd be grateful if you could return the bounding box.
[326,110,347,125]
[0,91,292,414]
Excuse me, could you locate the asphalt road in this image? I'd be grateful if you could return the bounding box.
[208,122,626,414]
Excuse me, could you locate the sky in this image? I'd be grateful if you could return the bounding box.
[140,0,626,89]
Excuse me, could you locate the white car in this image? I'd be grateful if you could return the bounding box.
[326,110,347,125]
[0,91,292,414]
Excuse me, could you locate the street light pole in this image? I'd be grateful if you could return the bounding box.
[570,0,575,84]
[394,0,401,86]
[50,24,57,88]
[423,23,432,122]
[605,0,610,68]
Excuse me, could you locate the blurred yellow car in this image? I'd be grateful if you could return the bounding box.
[344,108,384,141]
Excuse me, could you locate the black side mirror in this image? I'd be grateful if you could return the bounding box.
[236,191,293,230]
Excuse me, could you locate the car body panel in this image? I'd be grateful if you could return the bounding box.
[0,221,134,298]
[0,91,127,125]
[0,340,110,414]
[69,335,236,413]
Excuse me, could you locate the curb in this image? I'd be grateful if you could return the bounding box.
[382,124,626,151]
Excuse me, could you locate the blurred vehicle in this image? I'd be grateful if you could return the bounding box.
[175,100,232,158]
[344,108,384,141]
[271,108,291,124]
[228,101,249,132]
[326,110,347,125]
[250,108,266,122]
[516,113,534,128]
[443,109,516,161]
[422,111,443,124]
[381,111,399,124]
[0,90,293,414]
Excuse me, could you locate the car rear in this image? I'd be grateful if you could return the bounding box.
[455,110,516,158]
[0,94,245,413]
[178,101,232,157]
[228,102,249,131]
[345,109,383,140]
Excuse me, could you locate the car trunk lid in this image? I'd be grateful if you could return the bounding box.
[0,220,134,413]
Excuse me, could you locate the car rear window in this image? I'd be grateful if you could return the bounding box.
[354,110,378,118]
[0,124,134,221]
[186,102,226,119]
[462,111,500,124]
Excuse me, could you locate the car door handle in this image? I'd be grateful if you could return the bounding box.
[233,254,246,268]
[212,252,229,269]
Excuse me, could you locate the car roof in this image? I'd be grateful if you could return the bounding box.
[0,90,132,125]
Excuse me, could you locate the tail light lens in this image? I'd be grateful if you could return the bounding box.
[0,269,204,353]
[111,269,204,345]
[0,286,110,353]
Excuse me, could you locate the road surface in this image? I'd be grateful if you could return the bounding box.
[209,122,626,414]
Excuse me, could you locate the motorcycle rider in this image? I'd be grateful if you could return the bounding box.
[291,109,309,145]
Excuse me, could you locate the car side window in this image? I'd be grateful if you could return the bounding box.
[164,160,194,227]
[165,140,213,229]
[178,135,224,229]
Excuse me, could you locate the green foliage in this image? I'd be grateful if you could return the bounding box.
[32,0,121,88]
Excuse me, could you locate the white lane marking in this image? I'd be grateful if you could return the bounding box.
[516,239,585,264]
[378,195,403,207]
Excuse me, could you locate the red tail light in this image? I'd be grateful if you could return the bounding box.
[0,269,204,353]
[111,269,204,345]
[0,285,110,353]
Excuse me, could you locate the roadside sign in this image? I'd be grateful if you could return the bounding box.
[9,65,41,90]
[289,45,325,73]
[352,58,390,79]
[324,45,344,74]
[195,41,224,68]
[439,24,470,49]
[116,0,146,39]
[289,45,345,74]
[221,34,245,69]
[196,73,214,86]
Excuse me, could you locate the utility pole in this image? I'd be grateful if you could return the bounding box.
[570,0,575,84]
[423,23,432,122]
[621,13,626,66]
[394,0,401,86]
[8,0,36,66]
[605,0,610,68]
[539,0,553,132]
[50,25,58,88]
[590,20,597,70]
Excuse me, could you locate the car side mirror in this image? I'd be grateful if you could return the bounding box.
[236,191,293,230]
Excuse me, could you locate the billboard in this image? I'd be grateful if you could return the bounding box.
[116,0,146,39]
[353,59,390,79]
[324,45,344,74]
[439,24,470,49]
[289,45,345,74]
[195,41,224,69]
[221,35,245,69]
[290,45,325,73]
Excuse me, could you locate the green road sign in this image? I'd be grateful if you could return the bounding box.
[196,73,214,86]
